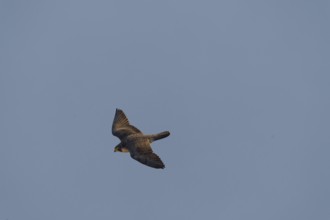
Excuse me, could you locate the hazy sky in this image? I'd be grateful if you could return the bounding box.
[1,1,329,219]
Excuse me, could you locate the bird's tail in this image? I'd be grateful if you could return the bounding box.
[148,131,170,142]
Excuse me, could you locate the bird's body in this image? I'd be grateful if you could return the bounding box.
[112,108,170,169]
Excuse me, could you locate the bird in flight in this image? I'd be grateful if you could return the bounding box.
[112,108,170,169]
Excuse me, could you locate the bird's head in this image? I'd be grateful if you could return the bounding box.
[114,143,129,153]
[114,144,121,152]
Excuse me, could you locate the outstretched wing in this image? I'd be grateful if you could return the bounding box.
[112,109,142,140]
[129,138,165,169]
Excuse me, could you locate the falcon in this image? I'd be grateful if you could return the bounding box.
[112,108,170,169]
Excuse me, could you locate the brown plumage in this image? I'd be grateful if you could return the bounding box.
[112,108,170,169]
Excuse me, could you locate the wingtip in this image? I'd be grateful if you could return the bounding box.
[155,164,165,169]
[158,161,166,169]
[115,108,124,114]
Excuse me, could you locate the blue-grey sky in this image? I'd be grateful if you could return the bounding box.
[1,1,329,219]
